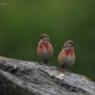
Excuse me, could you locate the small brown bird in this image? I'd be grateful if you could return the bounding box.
[58,40,75,70]
[37,34,53,64]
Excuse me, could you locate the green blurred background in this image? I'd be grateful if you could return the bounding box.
[0,0,95,80]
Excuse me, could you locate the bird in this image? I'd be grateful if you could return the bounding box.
[37,34,53,64]
[58,40,75,70]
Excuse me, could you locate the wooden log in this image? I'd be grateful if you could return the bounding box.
[0,56,94,95]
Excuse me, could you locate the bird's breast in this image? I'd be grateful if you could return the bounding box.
[63,48,73,56]
[37,41,53,57]
[58,48,75,65]
[39,41,49,49]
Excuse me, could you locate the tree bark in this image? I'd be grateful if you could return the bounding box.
[0,56,95,95]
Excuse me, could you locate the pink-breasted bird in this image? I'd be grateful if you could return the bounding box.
[37,34,53,64]
[58,40,75,70]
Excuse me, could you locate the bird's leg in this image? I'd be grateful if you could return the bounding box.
[58,64,72,73]
[44,60,48,65]
[58,65,65,72]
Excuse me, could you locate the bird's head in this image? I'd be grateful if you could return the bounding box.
[40,34,50,41]
[63,40,75,49]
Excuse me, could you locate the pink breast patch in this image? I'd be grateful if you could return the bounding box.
[40,41,48,49]
[64,49,73,56]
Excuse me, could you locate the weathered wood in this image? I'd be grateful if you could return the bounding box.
[0,56,95,95]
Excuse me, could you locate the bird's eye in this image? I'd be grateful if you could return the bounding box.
[40,36,43,39]
[40,36,42,39]
[40,35,46,39]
